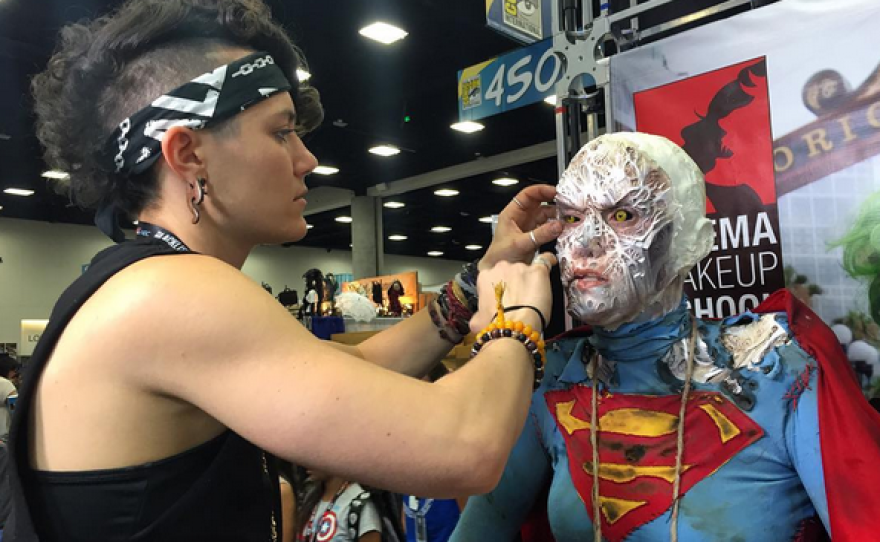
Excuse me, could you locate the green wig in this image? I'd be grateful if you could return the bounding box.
[834,190,880,325]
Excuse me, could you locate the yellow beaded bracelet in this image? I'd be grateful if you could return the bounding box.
[469,282,546,389]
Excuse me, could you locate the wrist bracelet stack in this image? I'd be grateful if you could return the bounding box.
[470,283,547,389]
[430,259,481,345]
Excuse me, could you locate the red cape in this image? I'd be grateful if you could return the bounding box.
[521,290,880,541]
[763,290,880,540]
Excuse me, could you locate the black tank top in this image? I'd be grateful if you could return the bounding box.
[7,237,282,541]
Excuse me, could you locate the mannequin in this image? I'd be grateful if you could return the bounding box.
[324,273,338,315]
[372,280,384,307]
[387,280,405,317]
[300,268,324,320]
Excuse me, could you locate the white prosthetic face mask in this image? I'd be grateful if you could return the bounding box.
[556,133,714,329]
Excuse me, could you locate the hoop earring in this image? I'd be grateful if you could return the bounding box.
[190,177,207,225]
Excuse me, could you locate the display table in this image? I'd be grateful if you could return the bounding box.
[311,316,345,340]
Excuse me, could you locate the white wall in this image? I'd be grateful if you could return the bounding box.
[0,217,465,345]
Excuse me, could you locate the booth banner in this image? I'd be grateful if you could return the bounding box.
[485,0,552,44]
[610,0,880,330]
[457,37,567,122]
[633,57,783,319]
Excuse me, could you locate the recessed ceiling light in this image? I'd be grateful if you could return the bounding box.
[369,145,401,157]
[479,216,495,223]
[335,216,353,223]
[465,244,483,251]
[434,189,459,197]
[427,251,444,257]
[42,170,70,180]
[3,188,34,196]
[544,95,558,106]
[133,220,139,225]
[359,22,408,44]
[450,121,485,133]
[383,201,405,209]
[431,226,452,233]
[306,223,314,229]
[492,177,519,187]
[388,235,408,241]
[0,206,4,211]
[296,69,312,82]
[313,165,339,175]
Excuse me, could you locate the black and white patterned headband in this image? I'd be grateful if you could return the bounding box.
[102,51,293,177]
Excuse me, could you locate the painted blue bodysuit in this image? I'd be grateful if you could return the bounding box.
[451,299,829,541]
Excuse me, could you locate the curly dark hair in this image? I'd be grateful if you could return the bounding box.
[32,0,323,220]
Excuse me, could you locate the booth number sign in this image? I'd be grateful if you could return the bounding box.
[457,38,564,121]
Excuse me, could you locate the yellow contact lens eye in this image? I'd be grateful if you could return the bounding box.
[563,215,580,224]
[613,210,633,222]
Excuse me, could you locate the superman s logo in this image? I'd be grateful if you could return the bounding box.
[545,388,763,541]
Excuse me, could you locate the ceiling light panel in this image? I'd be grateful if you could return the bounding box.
[313,166,339,175]
[369,145,401,157]
[427,251,444,257]
[492,177,519,186]
[450,121,484,133]
[383,201,405,209]
[3,188,34,196]
[434,189,459,197]
[465,245,483,251]
[335,216,353,223]
[359,22,408,44]
[42,170,70,180]
[479,216,496,224]
[431,226,452,233]
[388,235,408,241]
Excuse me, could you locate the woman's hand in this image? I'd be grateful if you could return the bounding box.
[479,185,561,271]
[470,254,558,334]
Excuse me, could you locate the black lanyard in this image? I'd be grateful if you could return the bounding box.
[135,222,192,253]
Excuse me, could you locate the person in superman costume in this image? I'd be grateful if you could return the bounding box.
[450,133,880,541]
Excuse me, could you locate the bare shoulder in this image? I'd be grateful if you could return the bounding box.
[94,253,281,327]
[64,252,304,384]
[110,252,250,293]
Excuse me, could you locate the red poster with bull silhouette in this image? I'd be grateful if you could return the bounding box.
[634,58,785,319]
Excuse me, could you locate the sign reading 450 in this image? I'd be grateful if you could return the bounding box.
[457,38,562,122]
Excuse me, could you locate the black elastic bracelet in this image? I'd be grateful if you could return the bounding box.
[494,305,547,332]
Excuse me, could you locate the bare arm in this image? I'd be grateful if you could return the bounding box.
[359,532,382,542]
[279,480,296,542]
[331,185,560,377]
[325,309,454,377]
[113,254,553,497]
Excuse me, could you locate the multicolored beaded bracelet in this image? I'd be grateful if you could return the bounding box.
[469,282,546,389]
